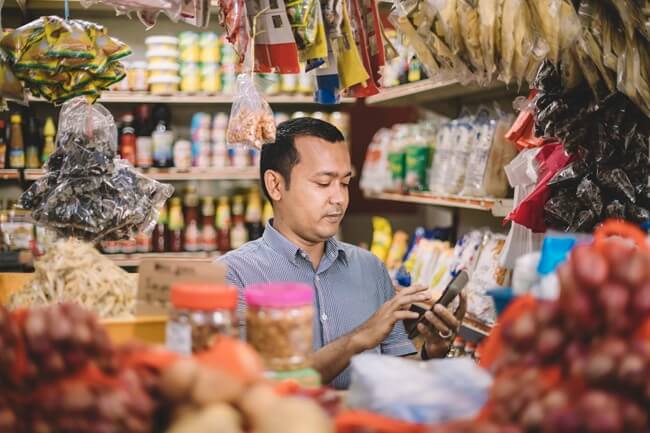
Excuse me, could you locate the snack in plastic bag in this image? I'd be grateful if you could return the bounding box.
[347,354,492,424]
[527,0,561,64]
[478,0,500,81]
[19,97,173,242]
[456,0,485,80]
[0,54,25,104]
[226,74,276,149]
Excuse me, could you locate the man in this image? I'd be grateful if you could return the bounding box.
[219,118,466,389]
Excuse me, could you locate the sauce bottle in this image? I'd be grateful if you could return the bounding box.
[25,115,41,169]
[201,197,217,252]
[9,114,25,169]
[215,196,231,253]
[120,114,137,166]
[41,117,56,166]
[230,195,248,249]
[152,204,168,252]
[184,187,200,252]
[0,120,7,169]
[246,189,264,240]
[135,104,153,169]
[168,197,185,252]
[152,104,174,168]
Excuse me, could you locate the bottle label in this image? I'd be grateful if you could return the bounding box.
[136,137,153,168]
[185,223,200,251]
[230,225,248,249]
[166,321,192,355]
[9,150,25,168]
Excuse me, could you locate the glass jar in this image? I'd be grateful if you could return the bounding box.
[245,283,314,371]
[166,283,238,355]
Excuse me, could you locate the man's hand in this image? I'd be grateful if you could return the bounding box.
[417,293,467,358]
[351,285,430,352]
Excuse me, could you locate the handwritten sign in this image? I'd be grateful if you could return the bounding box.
[137,259,227,314]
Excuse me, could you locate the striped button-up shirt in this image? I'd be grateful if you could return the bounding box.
[217,221,416,389]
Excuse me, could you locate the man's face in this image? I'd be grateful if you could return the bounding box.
[274,136,352,242]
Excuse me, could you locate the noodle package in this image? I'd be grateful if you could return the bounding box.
[19,97,173,242]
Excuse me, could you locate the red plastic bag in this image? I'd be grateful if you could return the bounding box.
[504,142,573,233]
[347,0,379,97]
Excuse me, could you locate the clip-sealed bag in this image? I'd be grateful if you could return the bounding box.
[226,73,276,149]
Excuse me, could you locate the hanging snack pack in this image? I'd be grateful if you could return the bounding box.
[80,0,183,28]
[0,16,130,105]
[19,97,173,242]
[218,0,249,61]
[226,74,276,149]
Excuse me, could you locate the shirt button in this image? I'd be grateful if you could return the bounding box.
[321,313,328,321]
[315,275,320,282]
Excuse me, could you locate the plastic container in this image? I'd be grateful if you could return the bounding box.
[146,47,180,66]
[149,75,180,94]
[114,61,131,91]
[173,139,192,170]
[148,62,180,79]
[280,73,298,94]
[128,61,149,91]
[145,35,179,51]
[180,63,201,93]
[179,31,200,63]
[166,283,238,354]
[201,63,221,93]
[199,32,220,63]
[221,65,237,94]
[245,283,314,371]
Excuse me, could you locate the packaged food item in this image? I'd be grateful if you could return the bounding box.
[148,61,179,79]
[129,60,149,91]
[226,74,276,149]
[173,139,192,170]
[0,53,25,104]
[280,73,298,94]
[80,0,183,28]
[245,283,314,371]
[221,64,237,94]
[180,62,200,92]
[167,283,238,355]
[347,0,379,97]
[145,35,179,51]
[298,67,313,94]
[199,31,220,63]
[146,47,180,65]
[370,216,392,262]
[149,75,180,94]
[200,63,221,93]
[19,97,174,242]
[178,31,200,62]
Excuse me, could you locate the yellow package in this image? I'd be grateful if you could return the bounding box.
[391,13,440,78]
[13,37,54,71]
[0,56,26,102]
[370,216,393,263]
[334,0,370,89]
[13,66,59,85]
[0,18,45,62]
[44,16,94,59]
[386,231,409,271]
[299,3,327,62]
[478,0,500,81]
[456,0,485,79]
[527,0,561,64]
[96,34,132,62]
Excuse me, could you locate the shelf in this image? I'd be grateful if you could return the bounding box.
[0,167,259,182]
[364,191,513,217]
[106,251,221,267]
[366,79,509,107]
[28,92,356,106]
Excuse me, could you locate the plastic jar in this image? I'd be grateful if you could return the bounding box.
[201,63,221,93]
[180,63,201,93]
[179,31,200,63]
[129,61,149,91]
[148,62,180,79]
[173,139,192,170]
[146,47,180,66]
[145,35,179,51]
[167,283,238,355]
[199,32,220,63]
[245,283,314,371]
[149,75,180,94]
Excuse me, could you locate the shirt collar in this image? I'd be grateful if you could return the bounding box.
[263,219,347,267]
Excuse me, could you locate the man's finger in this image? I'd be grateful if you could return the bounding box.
[417,322,437,341]
[423,310,451,334]
[433,304,461,332]
[454,293,468,322]
[395,284,429,296]
[393,310,420,321]
[393,292,430,309]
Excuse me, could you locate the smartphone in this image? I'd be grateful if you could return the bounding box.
[404,270,469,339]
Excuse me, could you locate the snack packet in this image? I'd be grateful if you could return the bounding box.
[226,74,276,149]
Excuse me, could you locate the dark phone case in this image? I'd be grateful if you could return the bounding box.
[403,271,469,339]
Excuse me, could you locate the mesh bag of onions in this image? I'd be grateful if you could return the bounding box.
[426,220,650,433]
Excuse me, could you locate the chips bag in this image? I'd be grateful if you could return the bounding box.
[226,74,276,149]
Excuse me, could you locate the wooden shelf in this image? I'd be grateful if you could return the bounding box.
[364,191,512,217]
[0,167,259,182]
[366,79,509,106]
[28,92,356,106]
[106,251,221,267]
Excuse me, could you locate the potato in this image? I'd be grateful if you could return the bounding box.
[253,397,333,433]
[237,383,280,423]
[161,359,200,402]
[191,367,245,406]
[166,404,243,433]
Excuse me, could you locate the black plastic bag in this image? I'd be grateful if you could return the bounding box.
[544,191,579,229]
[568,209,597,232]
[604,200,626,219]
[597,168,636,203]
[576,176,603,216]
[548,159,592,188]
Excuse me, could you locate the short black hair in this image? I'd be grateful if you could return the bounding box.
[260,117,345,201]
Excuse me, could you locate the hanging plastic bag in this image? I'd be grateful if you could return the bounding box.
[218,0,249,61]
[79,0,184,28]
[226,74,276,149]
[19,97,173,242]
[478,0,500,82]
[460,107,497,197]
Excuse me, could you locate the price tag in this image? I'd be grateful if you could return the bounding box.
[136,259,226,314]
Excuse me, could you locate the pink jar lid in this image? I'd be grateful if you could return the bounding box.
[245,283,313,307]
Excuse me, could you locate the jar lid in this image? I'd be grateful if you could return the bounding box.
[171,283,237,310]
[148,75,181,84]
[245,283,313,307]
[148,62,180,71]
[146,47,180,58]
